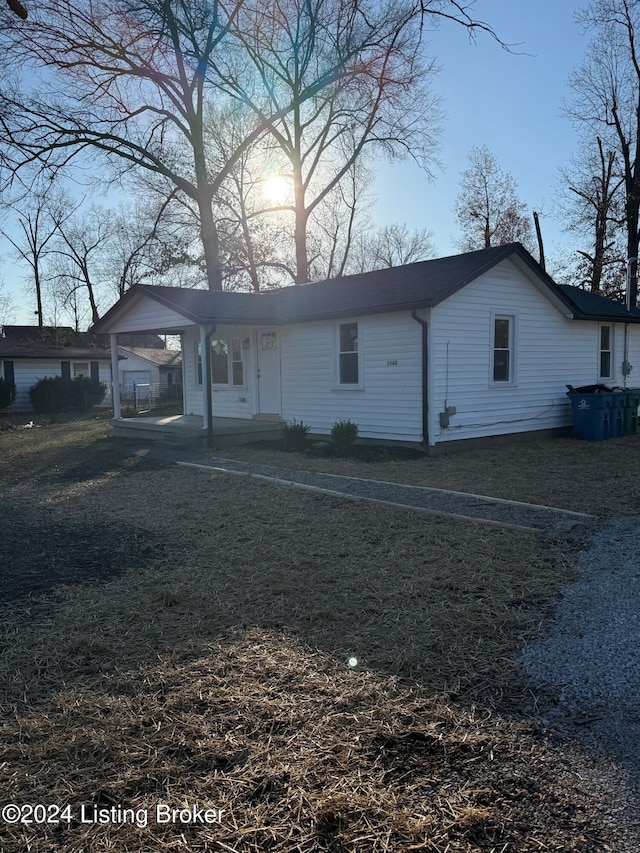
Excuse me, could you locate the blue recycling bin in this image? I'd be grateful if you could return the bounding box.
[609,391,626,438]
[566,392,611,441]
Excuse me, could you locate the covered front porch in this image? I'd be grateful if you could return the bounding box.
[92,282,285,445]
[111,414,282,448]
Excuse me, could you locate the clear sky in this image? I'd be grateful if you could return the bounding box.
[1,0,590,325]
[372,1,588,260]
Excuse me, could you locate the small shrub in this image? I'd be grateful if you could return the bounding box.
[281,418,311,451]
[0,377,16,410]
[29,376,107,414]
[331,418,359,449]
[70,375,108,410]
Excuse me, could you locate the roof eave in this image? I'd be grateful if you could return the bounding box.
[572,311,640,324]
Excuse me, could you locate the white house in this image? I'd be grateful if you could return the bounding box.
[92,243,640,447]
[0,326,113,412]
[117,347,182,406]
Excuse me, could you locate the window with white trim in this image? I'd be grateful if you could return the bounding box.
[196,337,245,386]
[492,315,514,383]
[73,362,89,378]
[599,324,612,378]
[338,322,359,385]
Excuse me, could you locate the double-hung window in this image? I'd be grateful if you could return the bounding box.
[492,315,514,383]
[338,322,359,385]
[210,339,229,384]
[599,325,612,379]
[196,337,245,386]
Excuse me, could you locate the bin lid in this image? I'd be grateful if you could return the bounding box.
[566,383,614,394]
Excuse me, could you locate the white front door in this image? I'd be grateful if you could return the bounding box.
[256,328,281,416]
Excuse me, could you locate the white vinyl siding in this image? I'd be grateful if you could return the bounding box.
[281,312,423,441]
[100,291,190,334]
[6,359,111,412]
[117,350,161,387]
[429,257,626,444]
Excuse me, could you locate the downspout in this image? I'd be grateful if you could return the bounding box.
[205,325,216,448]
[624,258,637,387]
[110,333,121,419]
[411,309,429,445]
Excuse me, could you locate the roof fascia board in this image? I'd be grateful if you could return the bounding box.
[573,313,640,325]
[272,300,437,324]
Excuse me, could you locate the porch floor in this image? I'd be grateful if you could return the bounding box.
[111,414,281,448]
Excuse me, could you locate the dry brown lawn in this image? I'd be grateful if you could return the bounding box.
[215,430,640,515]
[0,419,634,851]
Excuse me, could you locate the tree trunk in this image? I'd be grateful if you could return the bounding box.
[198,194,223,291]
[34,268,43,326]
[627,221,639,306]
[86,280,100,325]
[293,157,309,284]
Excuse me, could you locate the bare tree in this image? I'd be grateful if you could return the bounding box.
[48,204,114,324]
[0,191,71,326]
[364,223,436,269]
[0,0,269,291]
[0,0,503,293]
[0,278,15,328]
[568,0,640,304]
[455,146,533,252]
[558,135,625,292]
[204,105,295,291]
[225,0,441,283]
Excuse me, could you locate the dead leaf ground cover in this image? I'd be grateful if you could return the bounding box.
[0,419,635,851]
[215,431,640,515]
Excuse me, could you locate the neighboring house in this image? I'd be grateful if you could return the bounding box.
[92,243,640,447]
[117,347,183,398]
[0,326,113,412]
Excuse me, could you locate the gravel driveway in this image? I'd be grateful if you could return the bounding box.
[520,516,640,851]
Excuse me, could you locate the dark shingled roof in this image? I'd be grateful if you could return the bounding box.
[0,341,113,360]
[118,346,182,366]
[557,284,640,322]
[93,243,640,330]
[2,325,79,343]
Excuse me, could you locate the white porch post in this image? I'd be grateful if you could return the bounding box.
[199,325,210,430]
[110,333,121,419]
